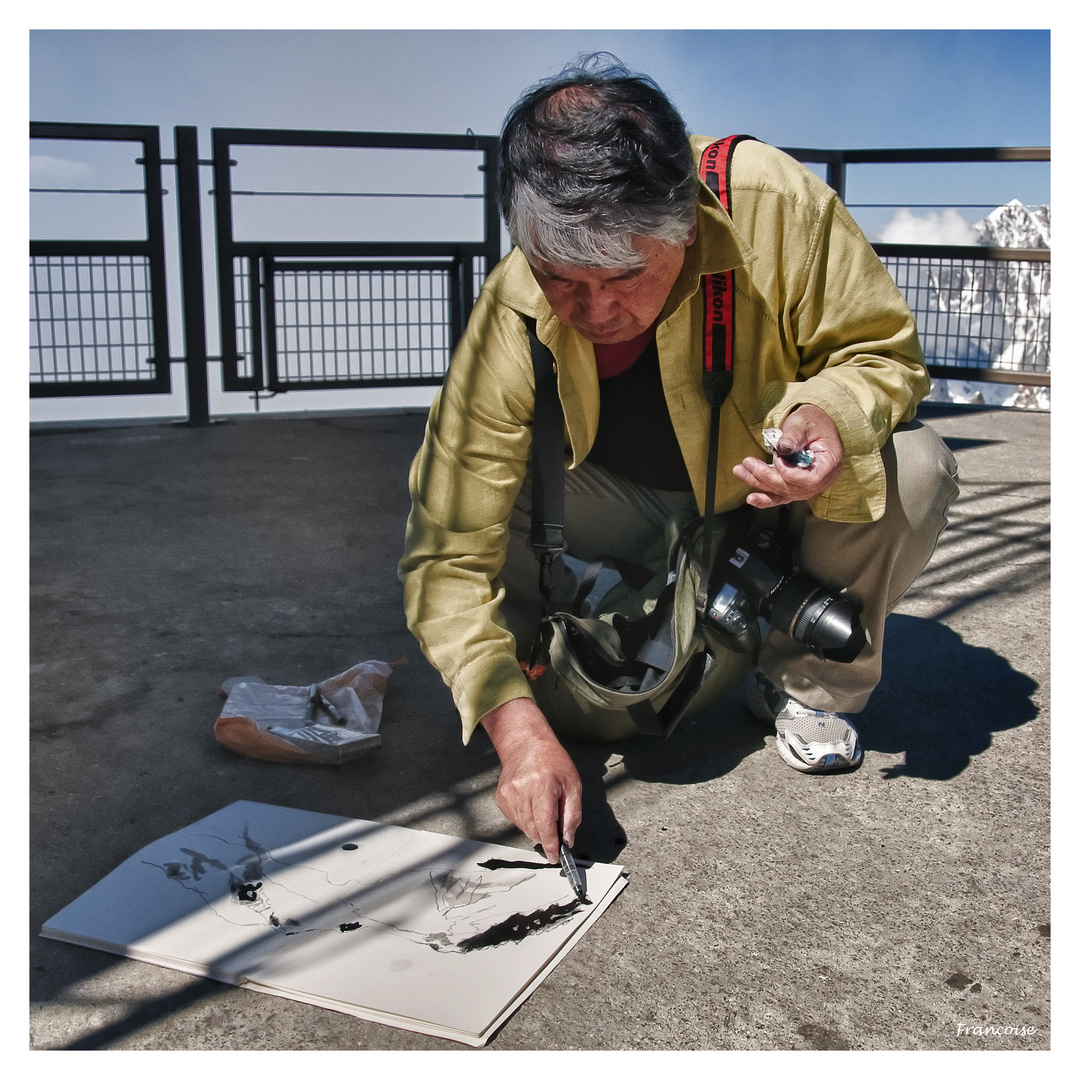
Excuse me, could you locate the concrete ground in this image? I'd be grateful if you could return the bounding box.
[29,402,1050,1052]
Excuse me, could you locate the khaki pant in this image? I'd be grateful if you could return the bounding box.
[499,419,959,728]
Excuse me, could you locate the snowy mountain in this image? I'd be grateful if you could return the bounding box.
[973,199,1050,249]
[895,201,1051,409]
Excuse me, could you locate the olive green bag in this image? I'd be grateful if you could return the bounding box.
[528,508,752,743]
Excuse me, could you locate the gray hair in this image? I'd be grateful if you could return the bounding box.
[497,54,700,269]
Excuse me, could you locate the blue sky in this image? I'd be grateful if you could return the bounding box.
[26,25,1054,421]
[30,28,1049,148]
[31,27,1050,231]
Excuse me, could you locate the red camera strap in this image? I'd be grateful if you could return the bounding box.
[698,134,755,406]
[696,134,755,598]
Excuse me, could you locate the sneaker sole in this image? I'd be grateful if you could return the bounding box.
[775,731,863,773]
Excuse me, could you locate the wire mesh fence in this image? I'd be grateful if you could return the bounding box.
[881,251,1050,378]
[30,254,158,385]
[272,265,454,384]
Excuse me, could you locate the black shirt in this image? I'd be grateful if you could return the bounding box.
[586,339,693,492]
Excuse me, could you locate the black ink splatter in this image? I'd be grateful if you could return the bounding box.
[342,843,358,851]
[270,913,304,932]
[339,922,362,933]
[456,900,580,952]
[233,880,262,903]
[180,848,229,880]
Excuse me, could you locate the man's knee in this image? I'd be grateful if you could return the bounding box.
[886,419,960,534]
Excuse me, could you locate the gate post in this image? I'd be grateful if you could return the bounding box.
[174,125,211,425]
[824,151,847,203]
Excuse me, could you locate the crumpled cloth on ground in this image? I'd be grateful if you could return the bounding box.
[214,659,405,764]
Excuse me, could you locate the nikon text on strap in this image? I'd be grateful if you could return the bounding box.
[698,134,755,410]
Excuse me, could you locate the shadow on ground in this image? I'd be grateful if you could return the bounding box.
[564,608,1040,865]
[559,682,768,864]
[859,614,1039,779]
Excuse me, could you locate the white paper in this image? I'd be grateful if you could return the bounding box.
[41,800,627,1046]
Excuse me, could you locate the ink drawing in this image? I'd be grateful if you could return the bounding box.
[40,800,627,1045]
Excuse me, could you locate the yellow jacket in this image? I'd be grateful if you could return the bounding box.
[399,136,929,740]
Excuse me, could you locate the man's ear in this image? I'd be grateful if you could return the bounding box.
[684,222,698,248]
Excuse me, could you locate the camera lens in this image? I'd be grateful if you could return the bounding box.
[766,573,866,659]
[714,527,867,663]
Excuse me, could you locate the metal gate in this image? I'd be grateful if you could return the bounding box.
[211,128,501,395]
[30,122,173,398]
[31,122,502,420]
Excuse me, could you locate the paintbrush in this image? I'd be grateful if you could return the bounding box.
[559,838,588,904]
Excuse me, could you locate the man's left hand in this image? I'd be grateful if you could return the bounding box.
[732,404,844,509]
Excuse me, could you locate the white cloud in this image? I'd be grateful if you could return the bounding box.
[877,207,976,245]
[29,155,92,184]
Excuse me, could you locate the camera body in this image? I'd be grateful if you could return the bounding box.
[704,521,867,663]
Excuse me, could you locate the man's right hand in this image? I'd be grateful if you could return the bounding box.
[480,697,582,864]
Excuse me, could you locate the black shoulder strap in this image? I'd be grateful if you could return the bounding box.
[522,317,566,626]
[522,317,565,562]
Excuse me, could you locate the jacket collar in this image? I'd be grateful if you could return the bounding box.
[664,185,756,318]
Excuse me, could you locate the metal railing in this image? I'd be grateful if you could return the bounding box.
[30,128,1049,421]
[210,127,501,397]
[31,122,502,422]
[782,146,1050,391]
[875,244,1049,387]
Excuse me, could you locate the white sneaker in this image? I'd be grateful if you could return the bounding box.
[747,670,863,773]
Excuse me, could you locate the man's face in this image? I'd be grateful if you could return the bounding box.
[528,231,694,345]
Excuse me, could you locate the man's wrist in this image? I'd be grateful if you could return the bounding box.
[481,697,556,760]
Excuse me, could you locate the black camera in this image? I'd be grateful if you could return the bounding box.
[704,522,866,663]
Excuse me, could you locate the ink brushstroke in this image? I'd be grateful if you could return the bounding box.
[452,899,582,952]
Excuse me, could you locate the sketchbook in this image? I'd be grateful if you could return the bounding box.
[40,800,628,1046]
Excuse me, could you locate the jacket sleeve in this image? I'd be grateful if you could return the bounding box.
[398,292,538,742]
[743,148,930,521]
